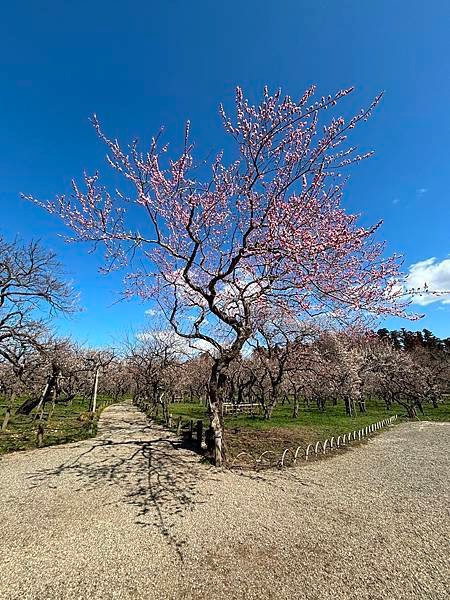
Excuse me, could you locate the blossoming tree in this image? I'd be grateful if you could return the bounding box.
[26,85,414,465]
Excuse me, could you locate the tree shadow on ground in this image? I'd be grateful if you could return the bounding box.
[26,431,218,561]
[231,465,326,490]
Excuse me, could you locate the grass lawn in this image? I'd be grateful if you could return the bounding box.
[0,395,116,455]
[165,397,450,458]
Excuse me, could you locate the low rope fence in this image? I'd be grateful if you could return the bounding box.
[231,415,399,470]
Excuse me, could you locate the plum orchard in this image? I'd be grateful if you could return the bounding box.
[27,85,418,465]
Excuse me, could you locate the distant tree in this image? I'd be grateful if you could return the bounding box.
[0,236,74,366]
[16,338,83,415]
[246,319,315,419]
[100,359,132,401]
[376,328,390,341]
[421,329,440,350]
[179,352,212,403]
[126,330,182,424]
[82,348,116,413]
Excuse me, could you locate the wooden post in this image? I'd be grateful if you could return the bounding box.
[168,413,173,428]
[205,426,215,453]
[176,416,182,435]
[1,407,11,431]
[91,366,100,414]
[48,375,59,421]
[188,419,193,440]
[196,420,203,450]
[36,423,45,447]
[89,413,96,435]
[34,380,50,421]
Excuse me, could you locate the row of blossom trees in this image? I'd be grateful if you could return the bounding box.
[5,320,446,433]
[120,322,449,431]
[1,234,448,455]
[158,328,449,421]
[0,235,130,427]
[0,336,130,428]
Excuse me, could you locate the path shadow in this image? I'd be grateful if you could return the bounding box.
[26,430,218,561]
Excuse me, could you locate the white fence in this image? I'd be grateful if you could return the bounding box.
[231,415,398,469]
[223,402,261,415]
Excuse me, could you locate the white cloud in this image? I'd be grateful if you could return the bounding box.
[416,188,428,196]
[136,329,215,357]
[406,257,450,306]
[392,197,400,205]
[145,308,159,316]
[187,315,209,324]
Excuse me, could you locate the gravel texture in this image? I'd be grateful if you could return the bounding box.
[0,403,448,600]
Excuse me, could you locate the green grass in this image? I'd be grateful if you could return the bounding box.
[4,392,447,459]
[165,397,450,458]
[0,394,117,455]
[419,397,450,422]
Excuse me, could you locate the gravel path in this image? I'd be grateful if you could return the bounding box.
[0,404,448,600]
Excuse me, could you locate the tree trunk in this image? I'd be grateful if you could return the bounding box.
[396,396,416,418]
[317,397,325,411]
[206,336,248,466]
[21,362,62,416]
[344,397,353,417]
[161,392,169,426]
[207,360,227,467]
[237,385,244,406]
[264,404,275,419]
[48,382,58,421]
[151,382,159,416]
[384,392,392,411]
[407,405,417,418]
[265,384,280,419]
[227,380,235,404]
[292,393,299,419]
[208,393,225,466]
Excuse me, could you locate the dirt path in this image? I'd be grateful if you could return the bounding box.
[0,404,448,600]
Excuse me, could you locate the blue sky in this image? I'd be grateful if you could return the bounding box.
[1,0,449,345]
